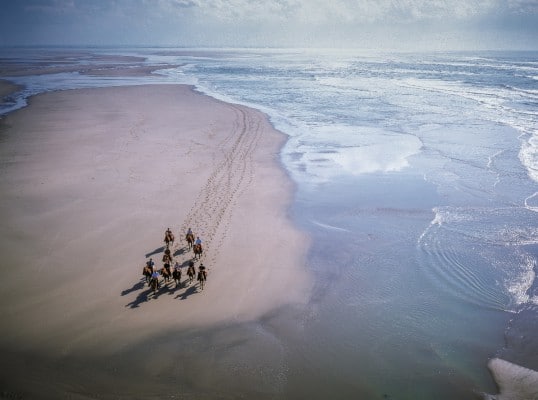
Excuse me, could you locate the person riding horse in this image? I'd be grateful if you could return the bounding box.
[185,228,195,249]
[164,261,171,275]
[147,258,155,272]
[149,270,160,293]
[164,228,174,248]
[162,249,173,263]
[186,261,196,285]
[193,237,203,259]
[197,263,207,290]
[172,262,182,287]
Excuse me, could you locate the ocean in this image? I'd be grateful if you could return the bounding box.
[1,48,537,399]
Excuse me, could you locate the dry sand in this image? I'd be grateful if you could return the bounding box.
[0,84,311,362]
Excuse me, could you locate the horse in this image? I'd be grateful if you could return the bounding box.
[187,265,196,285]
[160,267,171,284]
[193,243,203,260]
[185,233,195,249]
[197,269,207,291]
[162,251,173,264]
[149,276,159,294]
[172,268,182,287]
[142,265,153,284]
[164,232,175,249]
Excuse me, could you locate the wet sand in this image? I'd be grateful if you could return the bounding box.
[0,79,22,100]
[0,84,311,397]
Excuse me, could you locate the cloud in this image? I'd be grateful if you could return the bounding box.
[507,0,538,14]
[152,0,507,23]
[1,0,536,48]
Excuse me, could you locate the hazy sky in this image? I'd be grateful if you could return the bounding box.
[1,0,537,50]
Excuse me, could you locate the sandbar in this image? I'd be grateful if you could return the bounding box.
[0,84,311,374]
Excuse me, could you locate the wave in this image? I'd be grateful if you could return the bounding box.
[1,68,180,117]
[418,206,538,311]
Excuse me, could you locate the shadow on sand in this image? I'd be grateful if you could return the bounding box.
[125,288,152,308]
[145,246,165,258]
[173,247,186,257]
[121,280,146,297]
[176,284,198,300]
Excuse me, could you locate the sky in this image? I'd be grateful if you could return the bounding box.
[0,0,537,50]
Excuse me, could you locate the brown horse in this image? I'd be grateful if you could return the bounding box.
[164,231,175,249]
[187,265,196,285]
[185,233,195,249]
[172,268,182,287]
[162,250,173,263]
[160,267,171,284]
[193,243,203,260]
[142,265,152,284]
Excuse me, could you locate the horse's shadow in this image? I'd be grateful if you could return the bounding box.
[159,283,173,296]
[173,247,186,257]
[126,288,151,308]
[121,279,145,296]
[145,246,165,258]
[176,285,197,300]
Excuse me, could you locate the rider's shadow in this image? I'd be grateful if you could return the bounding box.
[121,280,145,296]
[176,285,197,300]
[125,289,151,308]
[160,284,173,296]
[173,248,186,257]
[145,246,165,258]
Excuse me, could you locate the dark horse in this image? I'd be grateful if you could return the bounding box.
[193,243,203,260]
[187,265,196,285]
[172,268,182,287]
[164,230,175,249]
[149,275,159,294]
[197,268,207,291]
[185,233,195,249]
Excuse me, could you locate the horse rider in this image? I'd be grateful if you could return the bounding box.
[151,270,159,282]
[164,261,171,275]
[147,257,155,272]
[174,261,181,271]
[186,227,193,236]
[165,227,174,243]
[195,236,202,247]
[186,261,196,283]
[162,250,172,263]
[199,263,207,279]
[197,263,207,285]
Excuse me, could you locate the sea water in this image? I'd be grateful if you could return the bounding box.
[1,48,537,399]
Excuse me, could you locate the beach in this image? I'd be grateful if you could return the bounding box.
[1,48,537,399]
[0,84,311,398]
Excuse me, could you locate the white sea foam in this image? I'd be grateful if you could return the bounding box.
[506,253,537,306]
[311,220,351,233]
[524,192,538,212]
[418,206,538,311]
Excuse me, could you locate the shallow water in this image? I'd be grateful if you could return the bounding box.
[289,173,512,399]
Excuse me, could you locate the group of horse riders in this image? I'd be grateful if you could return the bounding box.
[143,227,208,293]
